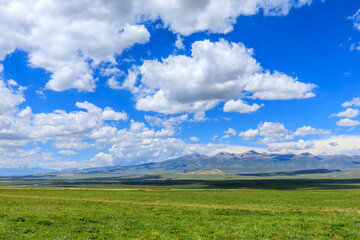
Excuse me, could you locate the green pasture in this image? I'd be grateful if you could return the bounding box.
[0,184,360,239]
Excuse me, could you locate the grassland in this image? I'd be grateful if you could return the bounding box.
[1,175,360,239]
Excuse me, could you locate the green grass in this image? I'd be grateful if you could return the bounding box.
[0,186,360,239]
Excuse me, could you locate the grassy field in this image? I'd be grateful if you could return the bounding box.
[1,178,360,239]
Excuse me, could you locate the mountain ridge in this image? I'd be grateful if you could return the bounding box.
[60,151,360,176]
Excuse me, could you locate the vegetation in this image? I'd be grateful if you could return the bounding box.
[1,177,360,239]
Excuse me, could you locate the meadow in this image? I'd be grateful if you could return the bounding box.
[1,176,360,239]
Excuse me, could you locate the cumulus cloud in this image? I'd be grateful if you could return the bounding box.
[225,128,237,136]
[9,151,113,170]
[246,135,360,156]
[28,102,128,140]
[85,152,114,167]
[0,1,152,92]
[268,139,314,152]
[107,67,140,91]
[223,99,263,113]
[142,0,312,35]
[0,78,221,168]
[238,129,259,140]
[102,107,128,121]
[174,34,185,50]
[190,136,199,142]
[145,114,189,129]
[331,108,359,118]
[0,146,56,169]
[336,118,360,127]
[130,39,315,114]
[0,98,220,167]
[293,126,331,136]
[242,71,315,100]
[305,135,360,156]
[0,0,321,169]
[0,99,128,145]
[109,120,219,164]
[0,0,313,92]
[342,97,360,107]
[257,122,291,143]
[223,128,237,139]
[58,150,78,156]
[0,79,25,113]
[238,122,330,143]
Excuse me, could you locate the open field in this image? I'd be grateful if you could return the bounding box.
[1,177,360,239]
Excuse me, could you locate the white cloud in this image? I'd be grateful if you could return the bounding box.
[238,122,330,142]
[238,122,289,143]
[268,139,314,152]
[131,39,315,114]
[349,9,360,31]
[336,118,360,127]
[350,42,360,51]
[215,145,266,154]
[54,138,94,150]
[107,67,140,91]
[0,64,3,73]
[223,99,263,113]
[145,114,189,129]
[223,128,237,139]
[10,151,114,170]
[106,77,122,90]
[0,0,325,169]
[257,122,290,143]
[0,79,25,113]
[109,120,219,164]
[85,152,113,167]
[35,90,46,99]
[332,108,359,118]
[224,128,237,136]
[242,71,315,100]
[142,0,312,35]
[58,150,78,156]
[305,135,360,156]
[7,79,18,87]
[238,128,259,140]
[293,126,331,136]
[0,0,313,93]
[0,1,150,92]
[174,34,185,50]
[0,94,221,167]
[342,97,360,107]
[0,99,128,145]
[0,147,56,169]
[190,136,199,142]
[102,107,128,121]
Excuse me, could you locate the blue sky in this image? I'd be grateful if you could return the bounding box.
[1,0,360,170]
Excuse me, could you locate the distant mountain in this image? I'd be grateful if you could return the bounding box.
[61,151,360,176]
[176,169,227,176]
[0,167,57,176]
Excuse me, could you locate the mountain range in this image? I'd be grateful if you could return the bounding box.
[58,151,360,176]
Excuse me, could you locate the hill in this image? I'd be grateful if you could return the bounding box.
[58,151,360,176]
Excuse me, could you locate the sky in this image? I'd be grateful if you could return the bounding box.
[1,0,360,170]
